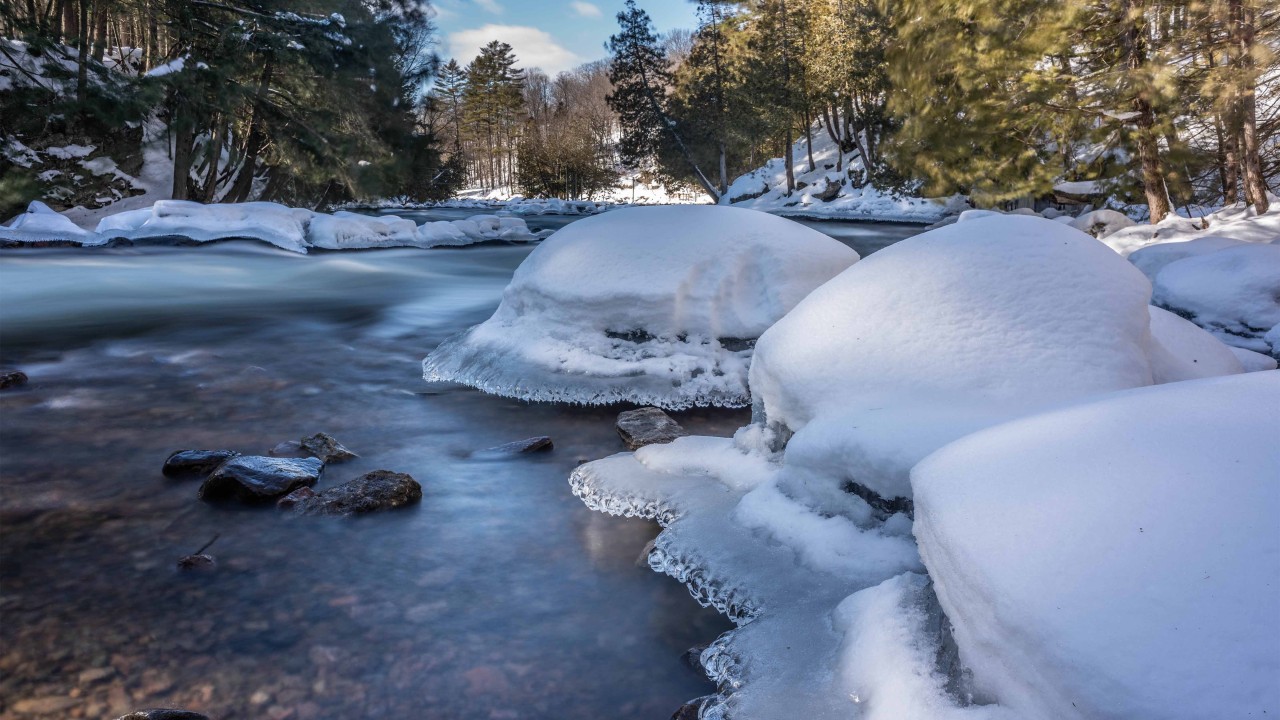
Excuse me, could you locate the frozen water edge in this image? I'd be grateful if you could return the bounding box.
[570,455,982,719]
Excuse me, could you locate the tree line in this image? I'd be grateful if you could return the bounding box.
[1,0,455,214]
[608,0,1277,218]
[424,42,620,199]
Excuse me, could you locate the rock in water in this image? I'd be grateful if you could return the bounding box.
[198,456,323,502]
[114,711,210,720]
[300,432,358,463]
[162,449,240,479]
[276,486,317,510]
[616,407,687,450]
[268,439,306,457]
[176,554,215,571]
[287,470,421,516]
[0,369,28,389]
[484,436,553,454]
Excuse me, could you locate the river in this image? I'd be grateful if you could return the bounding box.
[0,211,922,720]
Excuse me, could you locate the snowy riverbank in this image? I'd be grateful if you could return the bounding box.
[0,200,547,253]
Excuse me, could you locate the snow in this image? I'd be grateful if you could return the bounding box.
[1052,179,1103,196]
[1150,243,1280,356]
[567,214,1254,720]
[1103,201,1280,256]
[44,144,96,160]
[913,371,1280,720]
[0,201,101,245]
[97,200,315,253]
[143,56,187,77]
[1127,235,1246,280]
[1230,345,1278,372]
[1069,208,1135,238]
[423,205,859,409]
[721,127,956,223]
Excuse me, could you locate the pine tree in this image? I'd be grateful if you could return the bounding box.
[606,0,719,201]
[463,40,524,189]
[434,59,468,152]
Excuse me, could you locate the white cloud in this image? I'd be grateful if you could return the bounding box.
[473,0,503,14]
[569,1,602,17]
[447,24,584,75]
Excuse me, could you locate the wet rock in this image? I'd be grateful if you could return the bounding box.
[616,407,687,450]
[670,696,714,720]
[113,711,210,720]
[0,369,29,389]
[276,486,316,510]
[176,554,215,571]
[78,667,116,684]
[198,456,323,502]
[287,470,421,516]
[162,450,240,479]
[300,432,357,463]
[484,436,553,454]
[269,440,306,457]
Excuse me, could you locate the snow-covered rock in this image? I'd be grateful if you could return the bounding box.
[1151,243,1280,356]
[0,200,101,245]
[306,211,419,249]
[913,371,1280,720]
[96,200,314,253]
[1230,345,1278,372]
[721,127,955,222]
[423,205,858,409]
[1069,208,1136,238]
[1126,235,1246,280]
[568,214,1250,720]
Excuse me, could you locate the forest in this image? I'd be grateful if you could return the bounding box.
[2,0,1277,218]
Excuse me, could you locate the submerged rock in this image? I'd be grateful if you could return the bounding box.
[275,486,316,510]
[300,432,358,463]
[198,456,323,502]
[287,470,421,516]
[268,439,306,457]
[484,436,554,454]
[616,407,687,450]
[162,449,240,479]
[0,369,28,389]
[176,554,215,571]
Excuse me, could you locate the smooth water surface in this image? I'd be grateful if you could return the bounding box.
[0,214,921,720]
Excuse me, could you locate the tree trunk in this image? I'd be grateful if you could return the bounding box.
[1123,0,1171,223]
[91,0,106,63]
[228,58,274,203]
[171,115,195,200]
[201,116,224,202]
[718,140,727,195]
[1233,0,1269,213]
[783,126,795,194]
[61,0,77,43]
[803,106,815,173]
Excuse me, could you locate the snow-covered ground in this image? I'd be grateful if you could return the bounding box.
[423,206,858,409]
[720,130,962,223]
[0,200,545,253]
[567,215,1274,719]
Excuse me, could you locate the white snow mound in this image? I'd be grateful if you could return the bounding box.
[1,200,101,245]
[96,200,314,253]
[1152,243,1280,356]
[913,371,1280,720]
[423,205,858,408]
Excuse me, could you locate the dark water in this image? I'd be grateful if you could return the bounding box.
[0,214,921,720]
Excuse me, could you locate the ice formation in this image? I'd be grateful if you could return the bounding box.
[570,215,1251,720]
[0,200,103,245]
[423,206,858,409]
[913,371,1280,720]
[2,199,539,252]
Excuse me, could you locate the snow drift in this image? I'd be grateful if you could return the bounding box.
[423,205,858,409]
[913,371,1280,720]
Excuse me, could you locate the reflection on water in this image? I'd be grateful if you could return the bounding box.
[0,215,919,719]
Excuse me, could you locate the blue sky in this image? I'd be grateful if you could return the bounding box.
[432,0,698,75]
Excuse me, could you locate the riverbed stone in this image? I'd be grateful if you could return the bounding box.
[300,432,358,463]
[287,470,421,516]
[616,407,687,450]
[484,436,553,454]
[198,456,323,502]
[0,369,29,389]
[176,554,216,571]
[162,450,240,479]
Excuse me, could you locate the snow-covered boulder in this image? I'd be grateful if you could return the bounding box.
[306,211,419,249]
[913,371,1280,720]
[1152,243,1280,356]
[1,200,101,245]
[1069,208,1135,238]
[423,205,858,408]
[97,200,314,253]
[1127,235,1245,280]
[1146,305,1244,381]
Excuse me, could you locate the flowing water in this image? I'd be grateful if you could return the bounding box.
[0,211,920,720]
